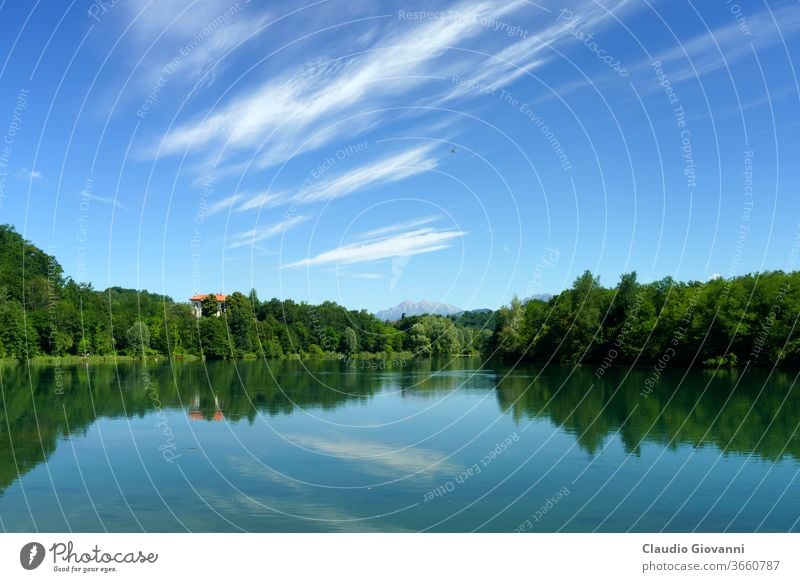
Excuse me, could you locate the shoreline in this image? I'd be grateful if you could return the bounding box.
[0,354,793,370]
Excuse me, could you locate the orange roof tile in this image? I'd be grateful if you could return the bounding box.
[189,293,227,302]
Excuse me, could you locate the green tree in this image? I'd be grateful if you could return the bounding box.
[248,288,260,310]
[262,338,284,359]
[201,294,219,317]
[306,344,325,358]
[126,321,150,355]
[423,315,460,355]
[341,327,358,355]
[493,296,527,358]
[406,323,431,356]
[52,331,74,355]
[225,292,254,356]
[0,299,31,359]
[198,317,229,359]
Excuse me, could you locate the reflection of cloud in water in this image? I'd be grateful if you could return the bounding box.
[224,457,310,492]
[287,434,459,478]
[194,489,410,532]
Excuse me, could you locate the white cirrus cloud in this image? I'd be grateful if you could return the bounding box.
[355,214,442,240]
[16,168,46,183]
[142,0,647,174]
[645,4,800,85]
[235,190,288,212]
[232,144,438,213]
[433,0,638,105]
[202,193,243,217]
[152,0,525,168]
[293,143,438,204]
[127,0,272,90]
[327,270,387,280]
[79,191,131,212]
[283,226,466,269]
[227,214,309,249]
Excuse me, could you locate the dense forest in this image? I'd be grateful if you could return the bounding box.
[0,225,486,361]
[1,224,798,367]
[491,269,800,367]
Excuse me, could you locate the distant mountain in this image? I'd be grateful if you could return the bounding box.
[376,300,463,321]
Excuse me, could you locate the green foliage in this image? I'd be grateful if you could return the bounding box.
[224,292,254,357]
[341,327,358,355]
[406,322,432,356]
[0,297,34,359]
[199,317,229,360]
[703,353,739,368]
[126,321,150,356]
[449,309,496,329]
[2,224,800,367]
[201,294,219,317]
[261,338,284,359]
[397,315,471,356]
[493,269,800,367]
[0,225,62,305]
[305,344,326,358]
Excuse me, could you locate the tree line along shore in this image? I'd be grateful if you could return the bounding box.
[1,224,799,368]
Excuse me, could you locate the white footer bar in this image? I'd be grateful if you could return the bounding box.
[1,533,796,581]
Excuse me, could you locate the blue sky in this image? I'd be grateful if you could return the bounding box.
[0,0,798,312]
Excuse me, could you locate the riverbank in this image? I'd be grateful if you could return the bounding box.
[16,354,201,366]
[0,351,422,367]
[0,352,786,369]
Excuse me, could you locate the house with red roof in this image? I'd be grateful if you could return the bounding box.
[189,293,227,318]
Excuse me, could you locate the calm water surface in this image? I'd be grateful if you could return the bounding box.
[0,359,798,532]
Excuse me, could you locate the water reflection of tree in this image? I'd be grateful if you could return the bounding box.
[0,360,383,495]
[1,361,798,497]
[495,366,800,461]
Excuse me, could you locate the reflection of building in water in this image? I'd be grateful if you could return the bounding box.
[188,393,225,421]
[189,394,203,421]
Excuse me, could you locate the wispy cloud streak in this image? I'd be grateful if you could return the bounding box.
[647,4,800,83]
[284,226,466,268]
[203,193,243,217]
[294,144,438,204]
[356,215,442,239]
[152,0,525,168]
[235,191,288,213]
[227,215,309,249]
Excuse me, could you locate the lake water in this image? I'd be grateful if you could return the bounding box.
[0,359,798,532]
